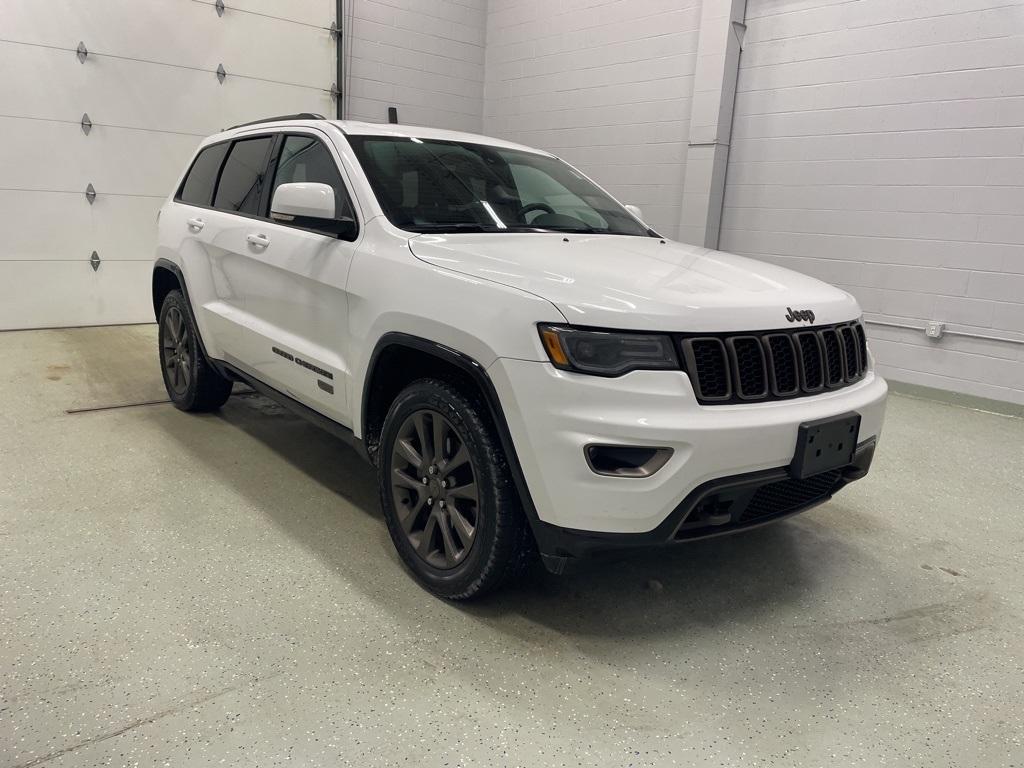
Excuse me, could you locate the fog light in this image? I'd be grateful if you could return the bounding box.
[585,445,673,477]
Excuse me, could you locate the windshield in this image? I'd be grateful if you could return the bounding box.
[347,135,653,237]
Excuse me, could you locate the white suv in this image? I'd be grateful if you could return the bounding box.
[153,114,887,599]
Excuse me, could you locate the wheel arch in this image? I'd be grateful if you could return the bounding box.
[152,258,214,362]
[152,261,183,319]
[361,333,545,547]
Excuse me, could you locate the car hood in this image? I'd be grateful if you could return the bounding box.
[408,233,860,332]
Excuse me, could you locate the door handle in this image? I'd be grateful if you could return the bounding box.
[246,233,270,248]
[186,217,205,232]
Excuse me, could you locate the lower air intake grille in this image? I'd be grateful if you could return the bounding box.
[673,468,846,539]
[739,470,844,523]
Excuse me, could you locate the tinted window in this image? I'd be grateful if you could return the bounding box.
[271,135,355,220]
[213,137,274,215]
[347,135,650,236]
[178,143,228,206]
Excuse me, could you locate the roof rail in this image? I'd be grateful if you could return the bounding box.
[227,113,326,130]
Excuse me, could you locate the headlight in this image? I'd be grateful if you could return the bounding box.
[538,324,679,376]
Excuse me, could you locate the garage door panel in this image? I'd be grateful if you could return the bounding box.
[0,261,154,330]
[0,45,211,135]
[0,117,198,195]
[0,192,161,263]
[0,46,332,137]
[0,192,100,262]
[0,1,333,87]
[93,198,163,261]
[220,0,334,28]
[1,0,334,330]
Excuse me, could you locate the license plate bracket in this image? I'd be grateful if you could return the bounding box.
[790,412,861,479]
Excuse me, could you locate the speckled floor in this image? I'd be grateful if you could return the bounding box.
[1,324,1022,768]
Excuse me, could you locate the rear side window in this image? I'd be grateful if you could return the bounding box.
[178,142,228,206]
[213,137,274,215]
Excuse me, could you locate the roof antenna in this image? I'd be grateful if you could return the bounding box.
[387,106,398,124]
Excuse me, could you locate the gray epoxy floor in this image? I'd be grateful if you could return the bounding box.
[1,325,1022,768]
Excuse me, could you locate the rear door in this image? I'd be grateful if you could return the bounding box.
[171,134,276,362]
[216,130,361,425]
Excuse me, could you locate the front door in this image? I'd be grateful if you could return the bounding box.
[222,131,361,426]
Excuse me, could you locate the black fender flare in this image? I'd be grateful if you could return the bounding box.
[362,333,564,564]
[152,258,215,362]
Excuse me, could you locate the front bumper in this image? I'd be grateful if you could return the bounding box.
[487,359,887,558]
[535,439,875,571]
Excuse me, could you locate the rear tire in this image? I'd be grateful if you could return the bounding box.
[378,378,533,600]
[158,289,233,412]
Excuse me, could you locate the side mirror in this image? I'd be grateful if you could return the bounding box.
[271,182,356,239]
[624,204,644,221]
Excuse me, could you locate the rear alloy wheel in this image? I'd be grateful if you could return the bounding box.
[378,378,533,599]
[157,289,233,412]
[162,305,192,397]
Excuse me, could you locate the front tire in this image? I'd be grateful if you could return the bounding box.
[378,379,532,600]
[158,289,233,412]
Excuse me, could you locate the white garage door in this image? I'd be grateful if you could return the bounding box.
[0,0,337,330]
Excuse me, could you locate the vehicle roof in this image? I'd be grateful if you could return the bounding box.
[219,118,551,156]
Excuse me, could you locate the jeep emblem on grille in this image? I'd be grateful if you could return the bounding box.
[785,307,815,323]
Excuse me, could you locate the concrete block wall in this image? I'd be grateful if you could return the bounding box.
[344,0,487,131]
[720,0,1024,404]
[483,0,703,240]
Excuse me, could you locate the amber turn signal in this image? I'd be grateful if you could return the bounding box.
[540,327,570,366]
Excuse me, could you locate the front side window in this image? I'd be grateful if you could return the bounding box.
[346,135,650,236]
[271,135,355,221]
[213,136,274,215]
[178,142,229,206]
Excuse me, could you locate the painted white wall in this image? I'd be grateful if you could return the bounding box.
[720,0,1024,404]
[343,0,487,131]
[483,0,702,240]
[0,0,336,330]
[677,0,747,248]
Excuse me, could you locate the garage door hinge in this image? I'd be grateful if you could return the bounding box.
[89,251,101,272]
[76,41,89,63]
[216,63,226,83]
[85,183,96,205]
[329,21,341,40]
[81,113,92,135]
[215,0,225,17]
[330,83,340,101]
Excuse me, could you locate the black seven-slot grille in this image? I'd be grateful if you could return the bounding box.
[679,321,868,405]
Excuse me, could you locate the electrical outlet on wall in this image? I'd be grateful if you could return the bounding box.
[926,321,945,339]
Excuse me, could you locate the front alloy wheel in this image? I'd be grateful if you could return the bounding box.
[390,409,480,569]
[377,378,533,599]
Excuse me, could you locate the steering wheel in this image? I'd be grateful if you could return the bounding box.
[518,202,556,221]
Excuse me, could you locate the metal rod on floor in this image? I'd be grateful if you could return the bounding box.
[66,399,170,414]
[64,389,258,415]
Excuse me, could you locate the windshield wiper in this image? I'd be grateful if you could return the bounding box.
[410,223,562,233]
[530,224,598,234]
[408,223,499,233]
